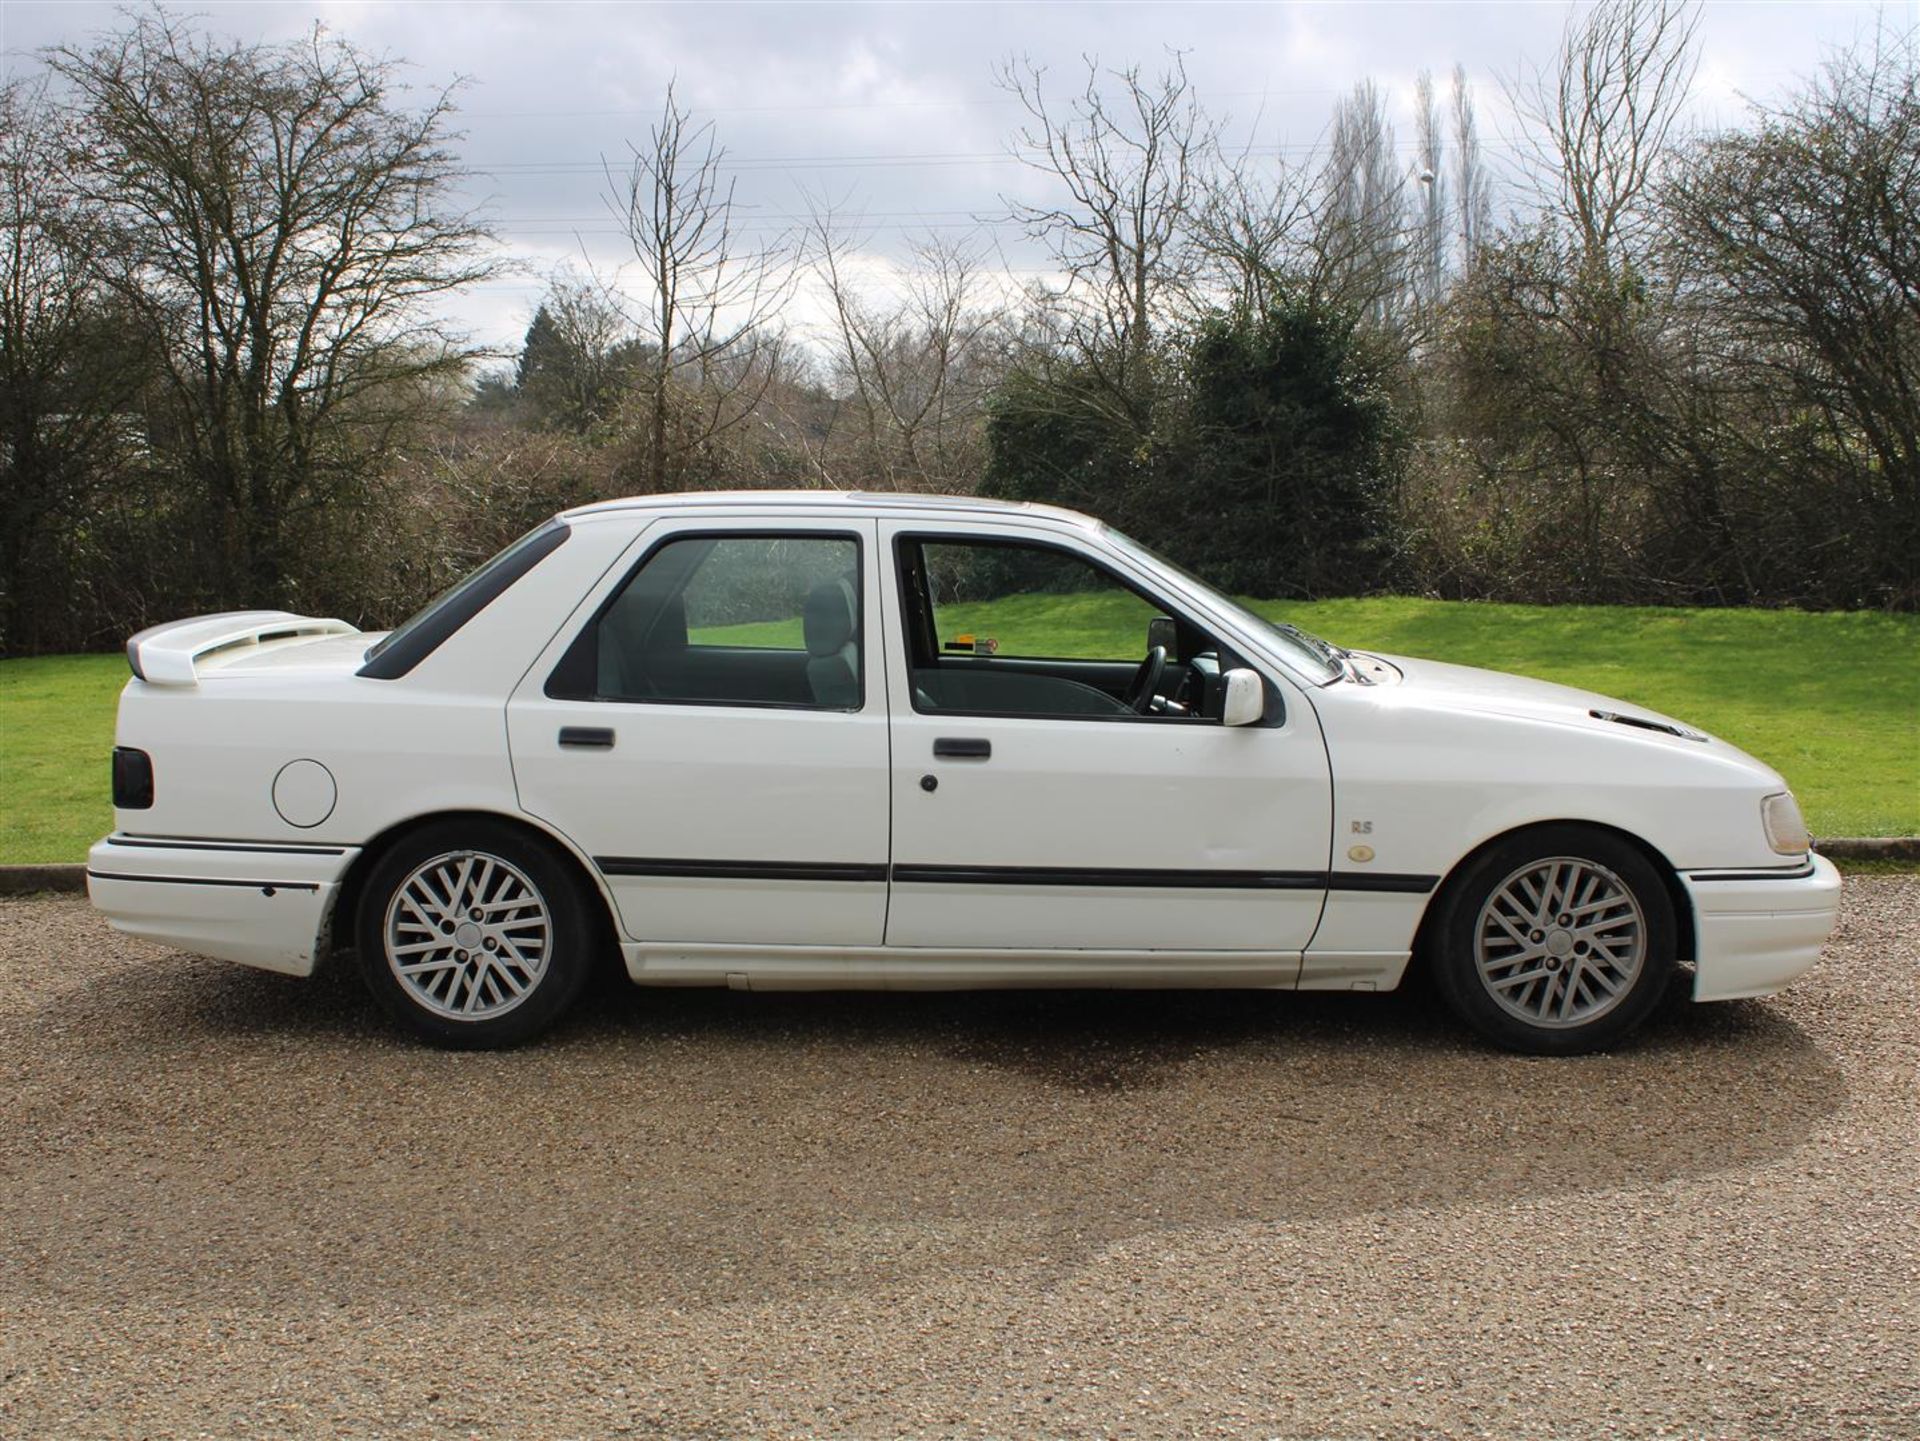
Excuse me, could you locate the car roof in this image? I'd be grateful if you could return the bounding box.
[558,489,1101,532]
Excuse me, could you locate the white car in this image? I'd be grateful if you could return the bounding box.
[88,491,1840,1053]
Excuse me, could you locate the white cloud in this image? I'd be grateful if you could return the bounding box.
[5,0,1887,348]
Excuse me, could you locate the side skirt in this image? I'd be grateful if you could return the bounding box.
[622,942,1354,991]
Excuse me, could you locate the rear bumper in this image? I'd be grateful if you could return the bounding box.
[86,835,359,977]
[1682,853,1842,1003]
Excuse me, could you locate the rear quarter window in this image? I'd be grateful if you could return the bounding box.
[359,520,571,680]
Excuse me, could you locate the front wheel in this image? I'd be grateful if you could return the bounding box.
[1430,825,1676,1055]
[355,820,594,1048]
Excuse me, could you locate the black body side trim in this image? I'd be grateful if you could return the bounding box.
[594,859,1441,893]
[359,520,570,681]
[87,870,320,892]
[109,836,347,856]
[1688,863,1818,882]
[892,864,1326,890]
[1326,872,1440,894]
[597,857,889,883]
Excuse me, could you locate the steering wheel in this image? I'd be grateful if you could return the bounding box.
[1124,644,1168,714]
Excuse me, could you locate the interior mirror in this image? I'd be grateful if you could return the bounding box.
[1146,615,1178,657]
[1222,668,1264,727]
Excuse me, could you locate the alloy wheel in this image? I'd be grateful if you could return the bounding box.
[1472,856,1647,1029]
[382,850,553,1021]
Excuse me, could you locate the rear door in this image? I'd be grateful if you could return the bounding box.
[507,516,891,947]
[880,521,1333,954]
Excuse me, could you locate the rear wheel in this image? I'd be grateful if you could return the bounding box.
[1431,825,1675,1055]
[355,819,593,1047]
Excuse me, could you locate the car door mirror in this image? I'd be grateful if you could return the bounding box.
[1147,615,1178,657]
[1222,668,1264,726]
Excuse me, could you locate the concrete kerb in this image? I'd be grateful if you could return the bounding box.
[0,865,89,895]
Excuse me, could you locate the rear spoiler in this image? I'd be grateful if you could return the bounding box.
[125,611,360,686]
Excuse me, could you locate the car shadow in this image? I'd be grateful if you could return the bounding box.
[5,943,1847,1313]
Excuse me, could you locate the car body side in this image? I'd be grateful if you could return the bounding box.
[87,495,1841,1004]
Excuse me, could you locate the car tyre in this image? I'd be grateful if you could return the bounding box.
[355,819,594,1048]
[1430,825,1676,1056]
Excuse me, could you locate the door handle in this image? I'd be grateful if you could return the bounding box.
[933,737,991,760]
[558,726,616,749]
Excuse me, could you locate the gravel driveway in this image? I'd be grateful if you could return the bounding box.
[1,881,1915,1439]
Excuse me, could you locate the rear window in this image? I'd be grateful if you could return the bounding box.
[359,520,570,680]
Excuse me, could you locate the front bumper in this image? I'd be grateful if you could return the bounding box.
[1681,852,1842,1003]
[86,834,360,977]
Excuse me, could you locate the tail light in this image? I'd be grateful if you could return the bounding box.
[112,747,154,809]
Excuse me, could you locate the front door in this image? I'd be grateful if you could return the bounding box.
[879,522,1333,954]
[508,517,891,948]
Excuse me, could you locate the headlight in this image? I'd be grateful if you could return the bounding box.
[1762,792,1810,855]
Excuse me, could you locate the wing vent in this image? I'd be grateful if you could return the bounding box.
[1589,708,1706,742]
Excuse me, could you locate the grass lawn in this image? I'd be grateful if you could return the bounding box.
[2,653,129,866]
[4,597,1915,863]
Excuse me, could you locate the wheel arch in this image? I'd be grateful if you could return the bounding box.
[1405,818,1697,986]
[319,808,622,971]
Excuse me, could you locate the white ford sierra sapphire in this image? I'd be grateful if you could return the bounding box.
[88,491,1841,1053]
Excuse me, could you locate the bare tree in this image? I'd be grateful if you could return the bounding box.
[1201,77,1452,332]
[804,206,1000,490]
[999,53,1216,414]
[1514,0,1701,262]
[0,77,151,650]
[1412,70,1449,313]
[50,13,496,603]
[516,267,636,435]
[1665,30,1920,604]
[1451,64,1493,263]
[1192,140,1320,313]
[607,83,794,492]
[1317,80,1412,327]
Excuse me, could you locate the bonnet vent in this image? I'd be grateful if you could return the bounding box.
[1589,708,1706,742]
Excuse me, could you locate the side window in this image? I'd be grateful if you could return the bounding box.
[564,533,862,709]
[919,542,1167,661]
[900,537,1227,722]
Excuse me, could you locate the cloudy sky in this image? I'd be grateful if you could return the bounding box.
[3,1,1907,356]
